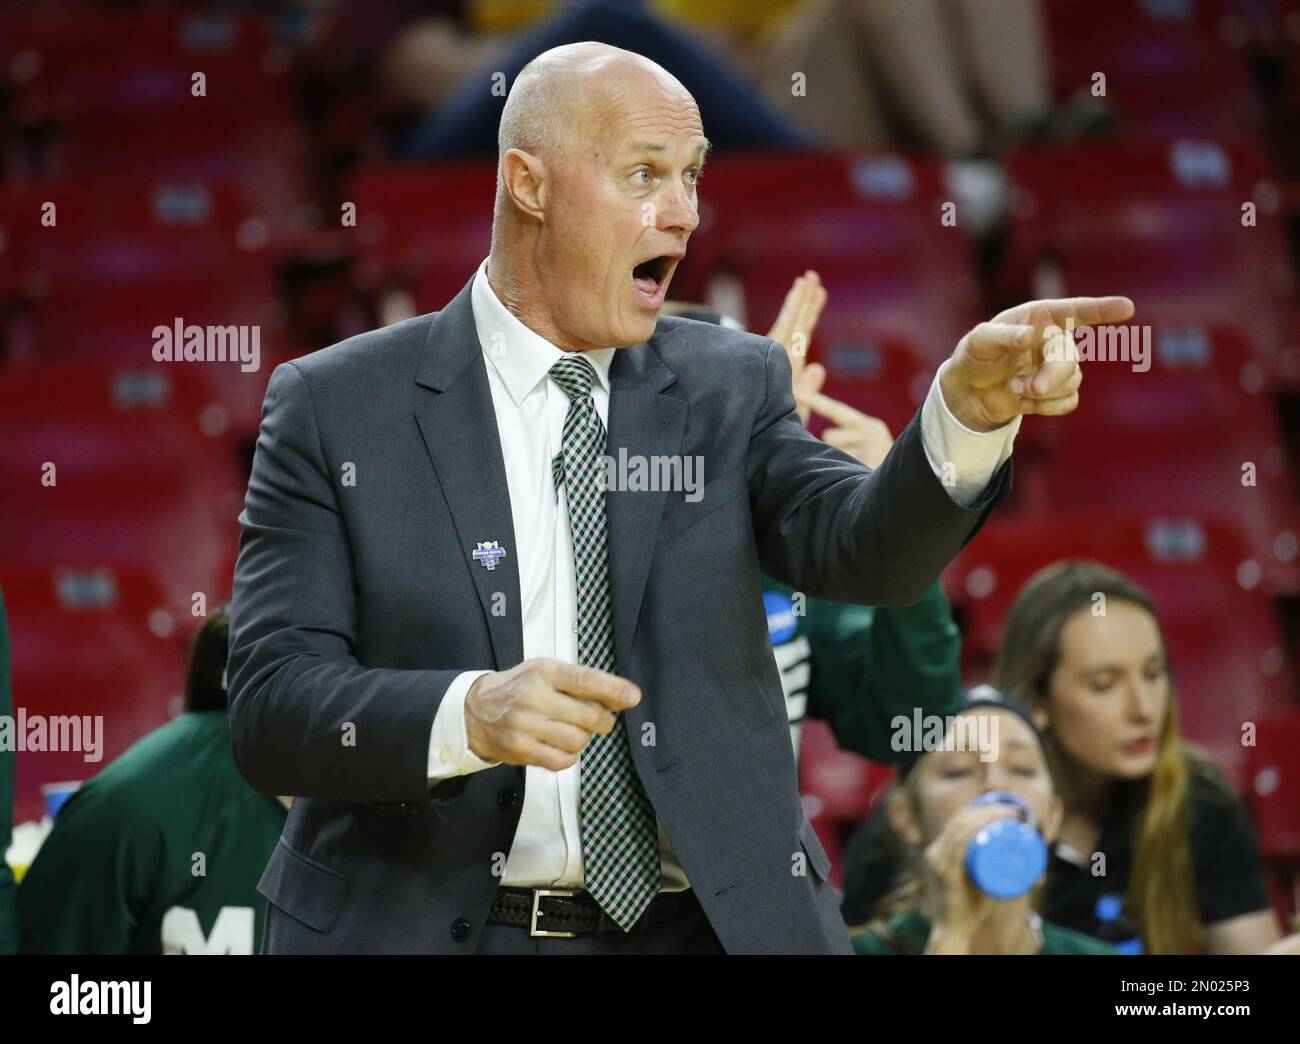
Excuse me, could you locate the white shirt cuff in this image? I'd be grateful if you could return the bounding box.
[428,670,501,782]
[920,359,1021,508]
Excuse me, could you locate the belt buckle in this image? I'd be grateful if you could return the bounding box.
[529,888,580,938]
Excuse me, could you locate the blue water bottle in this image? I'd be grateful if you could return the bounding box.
[965,791,1048,899]
[1094,894,1144,954]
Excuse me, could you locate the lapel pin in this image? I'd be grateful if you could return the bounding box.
[471,540,508,571]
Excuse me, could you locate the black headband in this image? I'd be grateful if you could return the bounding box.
[896,684,1046,780]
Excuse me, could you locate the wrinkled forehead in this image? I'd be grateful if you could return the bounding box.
[575,68,705,157]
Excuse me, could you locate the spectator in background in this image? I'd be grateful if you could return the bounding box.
[992,560,1281,954]
[754,0,1110,158]
[394,0,812,159]
[0,588,17,954]
[663,273,964,769]
[18,605,288,955]
[851,688,1113,954]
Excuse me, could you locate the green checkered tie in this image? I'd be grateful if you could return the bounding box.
[548,354,661,931]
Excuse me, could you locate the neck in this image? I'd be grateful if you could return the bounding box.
[486,251,592,353]
[1056,749,1114,826]
[969,899,1039,955]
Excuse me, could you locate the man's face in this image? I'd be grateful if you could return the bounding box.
[537,76,707,349]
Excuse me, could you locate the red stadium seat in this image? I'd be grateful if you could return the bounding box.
[1,179,284,432]
[799,718,894,823]
[807,325,934,441]
[1043,0,1266,140]
[0,2,291,121]
[696,151,982,362]
[1023,323,1298,590]
[0,562,189,826]
[945,511,1293,781]
[1246,710,1300,861]
[345,161,497,312]
[1002,140,1299,383]
[1,2,313,234]
[0,364,244,611]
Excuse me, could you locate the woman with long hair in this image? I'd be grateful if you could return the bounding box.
[991,560,1280,954]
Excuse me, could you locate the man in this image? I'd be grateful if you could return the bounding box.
[19,607,287,955]
[227,41,1132,954]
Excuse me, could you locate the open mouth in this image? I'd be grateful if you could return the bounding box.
[631,254,678,307]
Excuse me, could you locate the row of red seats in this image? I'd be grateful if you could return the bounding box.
[0,180,290,432]
[0,1,316,231]
[0,365,244,613]
[0,562,193,826]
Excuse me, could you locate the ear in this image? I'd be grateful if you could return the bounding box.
[886,788,924,847]
[1032,706,1050,731]
[501,148,548,222]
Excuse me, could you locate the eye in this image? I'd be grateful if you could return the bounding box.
[685,168,702,186]
[632,169,653,185]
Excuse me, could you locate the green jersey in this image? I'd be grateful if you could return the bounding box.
[18,711,285,954]
[852,909,1118,955]
[762,578,963,762]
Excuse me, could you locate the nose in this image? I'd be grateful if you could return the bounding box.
[1125,674,1161,724]
[656,177,699,235]
[983,763,1012,792]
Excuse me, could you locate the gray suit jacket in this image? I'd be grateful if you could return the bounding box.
[227,274,1012,954]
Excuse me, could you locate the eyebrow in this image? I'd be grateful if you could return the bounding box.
[625,140,712,164]
[1078,653,1165,675]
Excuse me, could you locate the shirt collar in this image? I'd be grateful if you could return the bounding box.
[470,257,616,407]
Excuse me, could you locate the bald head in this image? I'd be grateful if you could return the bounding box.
[487,42,708,349]
[497,43,692,171]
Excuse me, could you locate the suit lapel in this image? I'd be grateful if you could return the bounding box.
[413,277,525,674]
[605,341,686,677]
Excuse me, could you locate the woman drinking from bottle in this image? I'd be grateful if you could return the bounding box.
[852,686,1113,954]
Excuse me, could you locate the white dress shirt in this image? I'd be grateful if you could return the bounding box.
[426,256,1020,891]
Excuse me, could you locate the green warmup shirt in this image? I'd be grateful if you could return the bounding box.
[762,577,962,762]
[852,909,1118,954]
[18,711,286,954]
[0,588,18,954]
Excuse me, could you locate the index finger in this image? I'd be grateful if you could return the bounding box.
[1038,295,1135,330]
[548,661,641,711]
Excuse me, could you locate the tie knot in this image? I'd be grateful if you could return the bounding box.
[549,355,596,401]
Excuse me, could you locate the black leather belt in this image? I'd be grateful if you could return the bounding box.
[487,886,687,937]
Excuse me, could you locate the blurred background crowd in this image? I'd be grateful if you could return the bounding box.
[1,0,1299,955]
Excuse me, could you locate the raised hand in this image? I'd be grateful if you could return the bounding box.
[766,270,829,425]
[939,296,1136,433]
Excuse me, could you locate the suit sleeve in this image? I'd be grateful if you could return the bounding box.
[747,341,1010,606]
[227,362,466,806]
[804,580,963,762]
